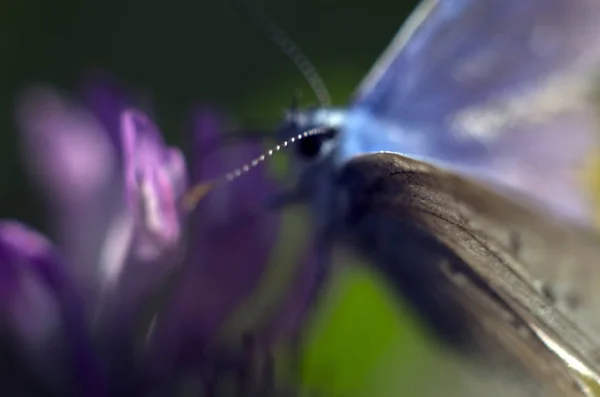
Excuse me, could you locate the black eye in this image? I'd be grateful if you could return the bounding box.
[295,127,337,160]
[297,135,322,158]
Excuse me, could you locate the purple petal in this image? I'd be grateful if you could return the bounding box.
[93,110,190,359]
[120,109,187,261]
[16,87,128,304]
[80,73,134,154]
[16,84,190,357]
[16,87,118,208]
[0,221,106,395]
[147,108,281,375]
[188,106,223,163]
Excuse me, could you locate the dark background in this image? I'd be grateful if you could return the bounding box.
[1,0,418,225]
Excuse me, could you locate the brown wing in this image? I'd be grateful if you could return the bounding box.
[334,152,600,396]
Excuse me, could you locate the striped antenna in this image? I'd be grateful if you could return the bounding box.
[232,0,332,107]
[182,126,331,212]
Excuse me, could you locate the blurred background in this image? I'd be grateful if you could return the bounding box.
[0,0,452,395]
[1,0,417,236]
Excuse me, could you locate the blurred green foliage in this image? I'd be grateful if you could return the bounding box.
[0,1,447,396]
[297,264,436,396]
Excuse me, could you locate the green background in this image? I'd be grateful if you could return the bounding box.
[1,1,452,395]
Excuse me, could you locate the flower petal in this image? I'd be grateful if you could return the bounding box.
[147,108,281,377]
[16,86,128,305]
[16,82,190,369]
[92,108,189,341]
[0,221,105,395]
[120,109,188,261]
[80,73,134,154]
[16,87,118,208]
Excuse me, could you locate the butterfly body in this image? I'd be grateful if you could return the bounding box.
[271,0,600,394]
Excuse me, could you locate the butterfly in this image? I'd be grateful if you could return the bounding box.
[247,0,600,396]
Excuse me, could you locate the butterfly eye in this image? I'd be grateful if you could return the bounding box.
[296,135,322,159]
[294,127,338,160]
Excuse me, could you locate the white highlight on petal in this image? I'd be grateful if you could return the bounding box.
[98,211,135,288]
[141,177,163,235]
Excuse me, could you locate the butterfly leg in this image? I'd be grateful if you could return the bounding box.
[262,185,307,211]
[231,332,290,397]
[262,184,335,393]
[202,363,219,397]
[286,227,334,393]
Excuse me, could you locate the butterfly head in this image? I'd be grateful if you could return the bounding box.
[279,106,346,166]
[182,106,347,215]
[271,106,353,234]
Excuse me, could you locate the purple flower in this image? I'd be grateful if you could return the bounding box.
[6,78,316,395]
[0,221,104,395]
[146,108,307,372]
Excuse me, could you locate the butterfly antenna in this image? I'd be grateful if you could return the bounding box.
[232,0,332,107]
[182,126,331,211]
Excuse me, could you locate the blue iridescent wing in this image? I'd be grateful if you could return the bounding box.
[341,0,600,225]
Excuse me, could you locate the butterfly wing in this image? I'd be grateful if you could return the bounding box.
[336,152,600,396]
[341,0,600,226]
